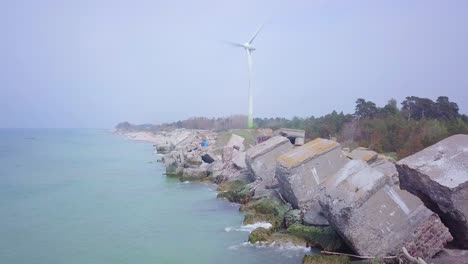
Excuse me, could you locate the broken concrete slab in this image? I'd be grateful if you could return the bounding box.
[274,128,305,146]
[232,151,247,170]
[226,134,245,151]
[319,160,453,259]
[397,134,468,249]
[348,147,379,164]
[294,137,304,146]
[276,138,349,210]
[181,167,208,181]
[245,136,293,198]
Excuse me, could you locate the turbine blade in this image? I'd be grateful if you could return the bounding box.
[223,40,244,48]
[248,23,265,44]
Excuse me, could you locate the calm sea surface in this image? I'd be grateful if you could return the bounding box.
[0,129,308,264]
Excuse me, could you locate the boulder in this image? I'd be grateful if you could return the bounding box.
[276,138,348,211]
[319,160,453,259]
[248,227,272,243]
[232,151,247,169]
[284,209,302,228]
[347,147,379,164]
[303,208,329,226]
[181,167,208,181]
[246,136,293,198]
[226,134,245,151]
[397,134,468,248]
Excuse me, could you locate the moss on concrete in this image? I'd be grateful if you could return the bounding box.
[303,255,350,264]
[216,180,251,204]
[248,227,272,243]
[240,198,290,230]
[288,224,343,251]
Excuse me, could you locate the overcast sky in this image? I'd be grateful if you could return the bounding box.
[1,0,467,128]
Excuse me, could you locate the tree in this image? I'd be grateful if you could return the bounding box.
[355,98,378,119]
[435,96,459,120]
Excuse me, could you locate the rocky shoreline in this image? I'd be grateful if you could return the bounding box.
[115,128,468,264]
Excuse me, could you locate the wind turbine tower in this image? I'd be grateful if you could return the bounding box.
[227,24,264,129]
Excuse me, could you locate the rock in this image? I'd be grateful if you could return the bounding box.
[232,151,247,169]
[241,198,290,230]
[248,227,272,243]
[303,208,329,226]
[428,249,468,264]
[284,209,302,228]
[276,138,349,210]
[302,255,349,264]
[184,154,202,167]
[246,136,293,198]
[226,134,245,151]
[396,134,468,248]
[294,137,305,146]
[319,160,453,259]
[156,143,173,154]
[347,147,379,164]
[287,223,342,251]
[164,151,184,176]
[217,180,252,204]
[181,167,208,181]
[274,128,306,145]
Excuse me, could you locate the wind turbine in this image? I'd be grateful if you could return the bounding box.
[227,24,264,129]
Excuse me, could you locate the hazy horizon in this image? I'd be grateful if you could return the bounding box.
[2,0,468,128]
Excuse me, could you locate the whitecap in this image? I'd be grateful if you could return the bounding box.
[224,222,272,233]
[228,241,310,253]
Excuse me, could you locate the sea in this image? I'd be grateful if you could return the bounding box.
[0,129,310,264]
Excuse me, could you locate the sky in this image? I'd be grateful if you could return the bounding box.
[1,0,468,128]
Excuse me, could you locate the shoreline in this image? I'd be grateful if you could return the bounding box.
[116,128,468,264]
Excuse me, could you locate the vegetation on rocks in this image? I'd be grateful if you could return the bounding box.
[241,198,290,230]
[216,180,252,204]
[248,227,272,243]
[288,224,343,251]
[302,255,350,264]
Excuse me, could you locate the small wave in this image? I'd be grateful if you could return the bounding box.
[228,241,310,253]
[181,181,190,184]
[224,222,272,233]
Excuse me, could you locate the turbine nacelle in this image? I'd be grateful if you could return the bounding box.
[243,43,256,51]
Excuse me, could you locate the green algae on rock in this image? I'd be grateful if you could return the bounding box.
[303,255,349,264]
[248,227,272,243]
[216,180,252,204]
[288,224,343,251]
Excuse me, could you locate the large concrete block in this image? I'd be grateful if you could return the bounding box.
[397,134,468,248]
[319,160,452,259]
[246,136,293,197]
[226,134,245,151]
[276,138,348,210]
[348,147,379,163]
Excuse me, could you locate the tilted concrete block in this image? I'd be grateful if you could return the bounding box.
[319,160,453,259]
[397,134,468,248]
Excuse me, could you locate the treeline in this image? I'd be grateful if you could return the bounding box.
[255,96,468,159]
[116,96,467,159]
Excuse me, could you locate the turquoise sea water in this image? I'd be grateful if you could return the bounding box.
[0,129,308,264]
